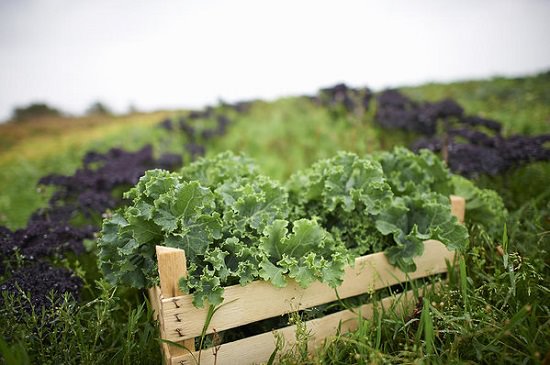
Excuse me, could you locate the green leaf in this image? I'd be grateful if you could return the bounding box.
[191,272,225,308]
[289,152,393,216]
[124,169,180,202]
[218,176,289,234]
[376,193,469,271]
[153,181,216,234]
[375,197,408,236]
[286,253,317,288]
[123,214,162,244]
[205,248,230,281]
[259,219,348,288]
[452,174,507,238]
[180,212,223,261]
[235,261,259,286]
[172,181,216,218]
[144,170,181,200]
[260,220,289,260]
[181,151,258,187]
[259,259,287,287]
[119,238,139,255]
[321,251,348,288]
[375,147,453,197]
[384,236,424,272]
[282,219,326,257]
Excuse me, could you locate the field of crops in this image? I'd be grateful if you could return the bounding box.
[1,71,549,364]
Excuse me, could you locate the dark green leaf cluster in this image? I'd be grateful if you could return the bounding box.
[98,152,348,307]
[288,149,469,272]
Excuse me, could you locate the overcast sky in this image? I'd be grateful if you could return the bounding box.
[0,0,549,121]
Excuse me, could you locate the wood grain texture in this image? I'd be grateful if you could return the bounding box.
[160,240,454,342]
[156,246,196,355]
[156,246,188,297]
[171,287,427,365]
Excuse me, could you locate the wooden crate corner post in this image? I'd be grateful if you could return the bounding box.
[154,245,195,362]
[450,195,465,223]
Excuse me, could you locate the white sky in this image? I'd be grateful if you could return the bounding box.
[0,0,549,121]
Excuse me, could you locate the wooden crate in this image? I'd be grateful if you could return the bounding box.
[148,195,466,365]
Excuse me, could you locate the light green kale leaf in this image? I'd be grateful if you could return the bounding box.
[98,211,159,289]
[452,174,507,238]
[98,175,222,289]
[376,193,469,272]
[180,151,258,187]
[259,219,349,288]
[124,169,180,202]
[216,176,289,235]
[288,152,393,216]
[180,269,225,308]
[375,147,453,197]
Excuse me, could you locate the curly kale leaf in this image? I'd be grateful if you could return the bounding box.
[179,236,263,307]
[259,219,349,289]
[98,171,222,289]
[124,169,180,202]
[376,193,469,272]
[375,147,454,197]
[327,211,388,256]
[287,152,393,256]
[180,151,258,187]
[98,212,159,288]
[216,176,289,235]
[180,268,225,308]
[452,175,507,238]
[288,151,393,215]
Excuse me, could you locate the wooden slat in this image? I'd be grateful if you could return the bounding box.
[450,195,465,223]
[160,240,454,341]
[147,286,161,321]
[156,246,196,354]
[171,287,427,365]
[157,246,188,297]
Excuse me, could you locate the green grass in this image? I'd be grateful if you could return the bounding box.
[274,218,549,364]
[1,71,549,364]
[0,112,174,229]
[0,281,162,365]
[207,97,415,181]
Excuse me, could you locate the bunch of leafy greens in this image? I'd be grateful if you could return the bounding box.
[374,147,507,239]
[287,152,393,256]
[98,152,348,307]
[98,149,505,308]
[287,149,469,271]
